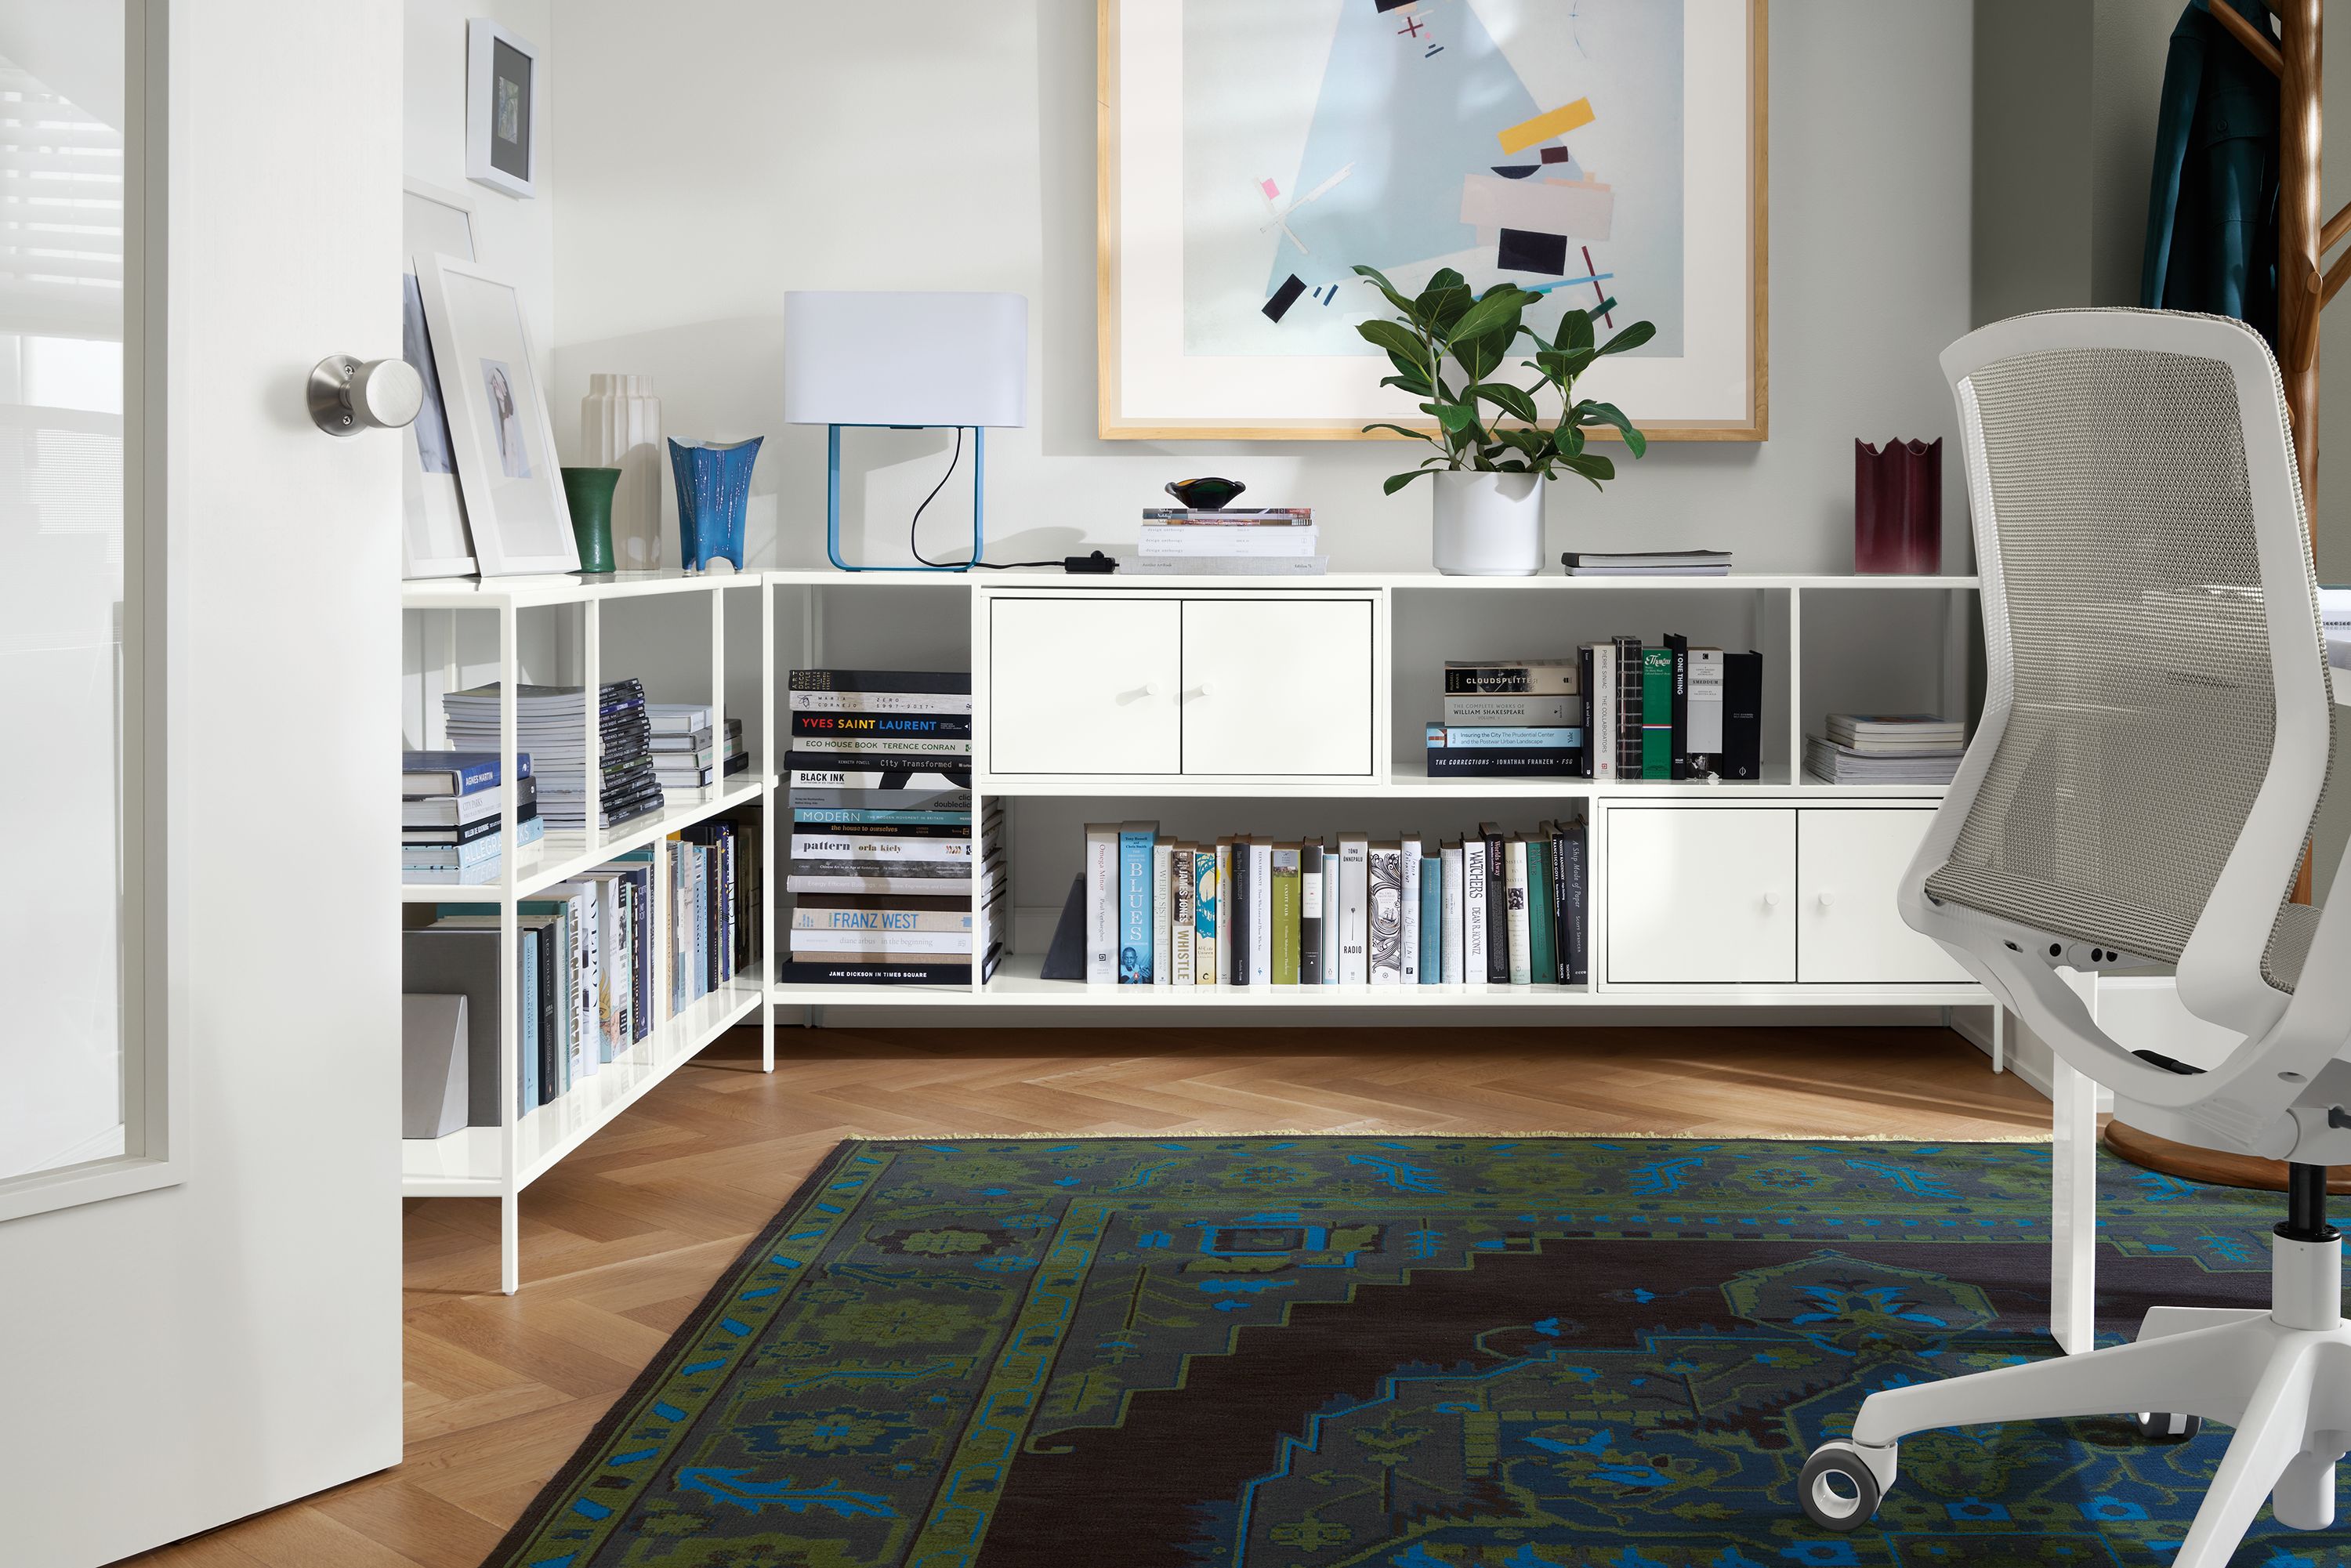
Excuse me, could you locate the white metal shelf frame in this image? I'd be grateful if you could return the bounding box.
[400,570,777,1294]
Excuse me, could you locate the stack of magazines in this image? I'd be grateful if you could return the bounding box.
[441,679,665,831]
[1560,549,1732,577]
[1805,713,1966,784]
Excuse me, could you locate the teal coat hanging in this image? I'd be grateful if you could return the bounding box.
[2140,0,2279,343]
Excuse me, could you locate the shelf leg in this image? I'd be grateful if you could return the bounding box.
[1991,1003,2005,1075]
[2050,972,2098,1353]
[500,1189,520,1297]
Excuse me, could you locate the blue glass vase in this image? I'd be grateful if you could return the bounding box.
[668,436,762,572]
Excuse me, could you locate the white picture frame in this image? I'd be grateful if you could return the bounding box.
[415,254,578,577]
[400,179,477,578]
[465,19,537,200]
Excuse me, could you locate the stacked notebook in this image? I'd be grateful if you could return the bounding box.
[646,701,749,793]
[781,668,1004,984]
[400,751,544,885]
[440,680,665,831]
[1806,714,1967,784]
[1125,507,1327,576]
[1428,658,1583,777]
[1560,549,1732,577]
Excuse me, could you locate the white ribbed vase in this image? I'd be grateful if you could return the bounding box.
[581,373,665,570]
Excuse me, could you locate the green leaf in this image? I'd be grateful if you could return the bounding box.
[1382,469,1435,495]
[1553,423,1586,458]
[1559,451,1615,490]
[1378,373,1434,398]
[1357,318,1429,365]
[1597,319,1657,357]
[1469,381,1542,424]
[1425,400,1482,435]
[1557,309,1596,354]
[1574,400,1648,458]
[1361,421,1433,443]
[1445,286,1530,350]
[1425,266,1466,295]
[1422,284,1475,334]
[1351,264,1420,320]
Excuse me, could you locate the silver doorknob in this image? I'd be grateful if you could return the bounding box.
[308,354,423,436]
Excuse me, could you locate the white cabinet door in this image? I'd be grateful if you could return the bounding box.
[1797,809,1975,983]
[1607,808,1795,983]
[989,596,1181,773]
[1179,597,1375,777]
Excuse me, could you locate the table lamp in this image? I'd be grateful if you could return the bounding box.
[783,290,1028,571]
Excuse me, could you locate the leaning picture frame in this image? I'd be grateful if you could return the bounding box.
[1096,0,1767,441]
[400,178,477,578]
[415,254,578,577]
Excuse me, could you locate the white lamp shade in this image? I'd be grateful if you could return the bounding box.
[783,291,1028,428]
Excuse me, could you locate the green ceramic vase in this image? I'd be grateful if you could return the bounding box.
[561,465,622,574]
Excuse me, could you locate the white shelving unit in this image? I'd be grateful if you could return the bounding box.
[400,571,776,1294]
[402,567,1995,1291]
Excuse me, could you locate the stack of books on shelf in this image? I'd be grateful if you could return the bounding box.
[401,750,543,885]
[1806,714,1968,784]
[647,701,749,794]
[781,668,1003,985]
[1581,636,1763,780]
[411,850,662,1117]
[1428,658,1584,777]
[1124,507,1327,577]
[440,679,665,831]
[666,814,760,1009]
[1425,640,1764,781]
[2324,586,2351,672]
[1083,817,1587,989]
[1560,549,1733,577]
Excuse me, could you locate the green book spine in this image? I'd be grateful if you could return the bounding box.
[1641,647,1673,779]
[1271,851,1301,984]
[1523,838,1556,983]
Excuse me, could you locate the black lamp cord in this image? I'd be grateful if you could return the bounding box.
[907,427,1063,570]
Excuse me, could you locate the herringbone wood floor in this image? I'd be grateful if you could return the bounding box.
[123,1023,2045,1567]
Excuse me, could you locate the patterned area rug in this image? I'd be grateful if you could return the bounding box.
[488,1136,2297,1567]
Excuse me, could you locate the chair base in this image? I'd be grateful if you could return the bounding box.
[1802,1233,2351,1564]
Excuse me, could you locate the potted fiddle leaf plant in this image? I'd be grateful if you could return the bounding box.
[1354,263,1654,575]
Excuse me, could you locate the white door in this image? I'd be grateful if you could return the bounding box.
[1607,807,1796,983]
[1797,809,1976,983]
[0,8,403,1566]
[1180,596,1376,777]
[987,595,1182,774]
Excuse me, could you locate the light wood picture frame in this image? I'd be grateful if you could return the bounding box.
[1097,0,1767,442]
[400,179,477,578]
[415,254,578,577]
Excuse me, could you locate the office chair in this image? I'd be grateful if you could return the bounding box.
[1797,309,2351,1566]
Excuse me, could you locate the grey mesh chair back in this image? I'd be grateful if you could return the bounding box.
[1902,314,2338,1117]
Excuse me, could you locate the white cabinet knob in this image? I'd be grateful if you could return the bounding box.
[1817,889,1837,908]
[1143,681,1162,698]
[1762,890,1782,909]
[1188,682,1214,700]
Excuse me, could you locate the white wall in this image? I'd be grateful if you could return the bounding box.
[545,1,1976,577]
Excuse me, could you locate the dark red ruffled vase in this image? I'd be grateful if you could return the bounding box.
[1854,437,1942,575]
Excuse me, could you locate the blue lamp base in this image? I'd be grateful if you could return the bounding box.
[825,424,986,571]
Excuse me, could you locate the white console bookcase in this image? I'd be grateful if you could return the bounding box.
[403,568,1993,1291]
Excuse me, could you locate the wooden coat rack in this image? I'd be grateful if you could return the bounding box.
[2106,0,2349,1190]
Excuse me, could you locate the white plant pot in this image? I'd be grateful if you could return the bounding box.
[1431,469,1545,576]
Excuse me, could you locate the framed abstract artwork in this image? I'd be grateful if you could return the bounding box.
[1098,0,1767,441]
[400,179,477,579]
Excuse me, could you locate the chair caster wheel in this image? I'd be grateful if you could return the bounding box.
[2133,1410,2201,1443]
[1799,1442,1887,1531]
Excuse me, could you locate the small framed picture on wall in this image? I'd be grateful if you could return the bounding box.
[416,254,578,576]
[465,19,536,199]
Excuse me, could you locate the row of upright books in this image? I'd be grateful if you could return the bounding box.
[781,668,1004,985]
[400,750,545,885]
[442,678,666,831]
[1123,506,1327,577]
[1425,642,1763,780]
[1083,819,1588,987]
[402,815,761,1124]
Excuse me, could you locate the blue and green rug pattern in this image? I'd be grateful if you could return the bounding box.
[490,1136,2311,1566]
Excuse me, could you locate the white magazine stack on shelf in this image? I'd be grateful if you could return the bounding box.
[645,701,748,794]
[2324,585,2351,674]
[1806,714,1967,784]
[1125,507,1327,576]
